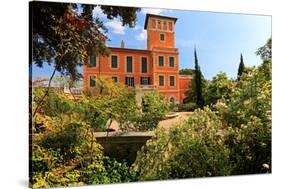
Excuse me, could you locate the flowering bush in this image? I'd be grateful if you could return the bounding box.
[133,108,232,180]
[133,39,272,178]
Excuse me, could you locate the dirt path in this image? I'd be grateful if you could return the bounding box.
[159,112,193,129]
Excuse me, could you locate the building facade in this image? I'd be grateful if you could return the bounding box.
[83,14,192,104]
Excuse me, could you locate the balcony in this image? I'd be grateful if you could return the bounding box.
[135,84,156,90]
[135,85,156,96]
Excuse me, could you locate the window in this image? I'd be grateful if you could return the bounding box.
[112,76,118,83]
[125,77,134,87]
[168,21,173,31]
[169,57,175,67]
[158,56,164,67]
[160,34,165,41]
[152,19,156,29]
[159,75,164,86]
[170,97,175,104]
[141,57,147,73]
[141,77,150,85]
[111,55,118,68]
[163,21,167,30]
[157,20,161,29]
[170,76,175,87]
[89,75,96,87]
[126,56,133,72]
[90,55,97,67]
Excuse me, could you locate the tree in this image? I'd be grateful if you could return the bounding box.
[237,53,245,80]
[179,68,195,75]
[134,92,169,131]
[31,2,140,80]
[194,48,204,107]
[133,108,232,180]
[204,72,234,106]
[256,37,272,62]
[31,1,140,116]
[183,49,207,106]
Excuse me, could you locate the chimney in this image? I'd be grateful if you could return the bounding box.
[121,40,125,48]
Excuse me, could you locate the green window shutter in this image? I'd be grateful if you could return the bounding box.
[127,56,133,72]
[141,57,147,73]
[160,34,165,41]
[159,76,164,86]
[170,76,175,86]
[169,57,174,67]
[90,55,96,67]
[111,56,118,68]
[159,56,164,67]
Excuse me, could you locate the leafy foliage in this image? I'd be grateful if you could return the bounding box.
[222,60,272,174]
[174,102,198,112]
[204,72,234,106]
[134,92,169,131]
[133,38,272,180]
[80,155,137,184]
[179,68,195,75]
[31,88,138,188]
[31,77,169,188]
[256,37,272,61]
[31,1,140,80]
[133,108,232,180]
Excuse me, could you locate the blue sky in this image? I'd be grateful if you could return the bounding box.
[32,6,271,80]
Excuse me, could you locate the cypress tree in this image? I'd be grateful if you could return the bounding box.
[237,53,245,80]
[194,48,204,108]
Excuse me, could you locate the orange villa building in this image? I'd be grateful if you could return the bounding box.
[83,14,192,104]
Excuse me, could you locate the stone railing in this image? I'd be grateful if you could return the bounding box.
[135,84,156,90]
[94,131,154,165]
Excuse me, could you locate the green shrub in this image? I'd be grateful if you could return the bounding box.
[80,155,137,184]
[221,61,272,174]
[133,108,232,180]
[38,123,84,160]
[134,92,169,131]
[204,72,234,106]
[176,102,197,112]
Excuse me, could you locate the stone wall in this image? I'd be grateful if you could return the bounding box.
[94,132,153,165]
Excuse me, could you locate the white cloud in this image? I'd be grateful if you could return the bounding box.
[92,6,125,35]
[104,19,126,35]
[92,6,106,19]
[133,25,142,30]
[141,8,165,15]
[136,29,147,41]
